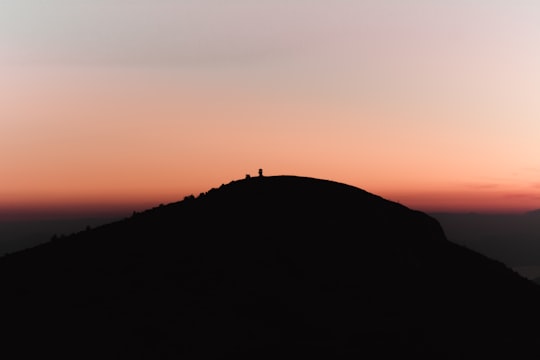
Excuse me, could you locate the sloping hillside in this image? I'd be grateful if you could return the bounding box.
[0,175,539,359]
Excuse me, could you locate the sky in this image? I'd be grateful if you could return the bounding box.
[1,0,540,218]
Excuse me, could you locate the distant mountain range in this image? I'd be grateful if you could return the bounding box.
[526,208,540,215]
[431,211,540,276]
[1,175,539,359]
[0,216,120,256]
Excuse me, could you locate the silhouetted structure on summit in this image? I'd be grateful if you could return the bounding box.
[258,168,263,177]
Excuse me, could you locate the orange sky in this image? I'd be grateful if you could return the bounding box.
[2,1,540,218]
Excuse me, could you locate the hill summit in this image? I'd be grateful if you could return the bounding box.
[1,175,540,359]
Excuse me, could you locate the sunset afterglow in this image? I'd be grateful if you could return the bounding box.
[2,1,540,218]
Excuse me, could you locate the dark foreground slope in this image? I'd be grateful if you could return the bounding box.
[1,176,540,359]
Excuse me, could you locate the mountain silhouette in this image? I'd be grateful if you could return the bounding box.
[1,175,539,359]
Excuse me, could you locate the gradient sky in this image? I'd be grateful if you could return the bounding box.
[2,0,540,217]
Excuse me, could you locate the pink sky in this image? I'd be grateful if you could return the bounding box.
[2,1,540,217]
